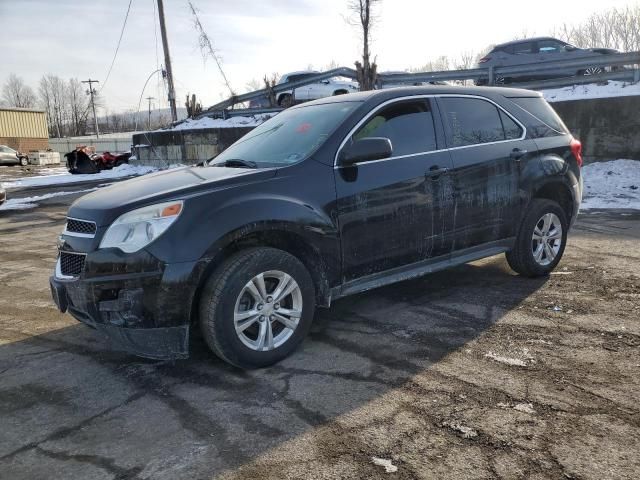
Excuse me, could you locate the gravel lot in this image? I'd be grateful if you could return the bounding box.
[1,199,639,480]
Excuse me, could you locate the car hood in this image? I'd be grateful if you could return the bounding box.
[68,165,277,226]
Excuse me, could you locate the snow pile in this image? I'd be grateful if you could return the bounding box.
[582,159,640,210]
[484,352,528,367]
[1,164,156,190]
[371,457,398,473]
[167,114,275,131]
[0,189,97,211]
[542,80,640,103]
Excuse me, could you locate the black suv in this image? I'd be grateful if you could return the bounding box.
[50,86,583,368]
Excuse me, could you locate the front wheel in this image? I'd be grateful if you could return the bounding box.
[199,247,315,369]
[19,156,28,166]
[506,199,568,277]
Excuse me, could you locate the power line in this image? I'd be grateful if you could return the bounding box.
[101,0,134,92]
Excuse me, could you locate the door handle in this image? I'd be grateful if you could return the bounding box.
[426,165,449,178]
[510,148,527,160]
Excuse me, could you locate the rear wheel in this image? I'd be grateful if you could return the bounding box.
[199,247,315,369]
[506,199,568,277]
[19,156,28,166]
[582,66,603,76]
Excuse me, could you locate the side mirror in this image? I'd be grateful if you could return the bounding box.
[339,137,392,166]
[564,44,577,52]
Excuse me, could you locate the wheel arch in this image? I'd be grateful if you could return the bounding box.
[531,180,574,221]
[189,225,336,326]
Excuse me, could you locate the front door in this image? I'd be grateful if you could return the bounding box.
[335,98,455,282]
[437,95,534,251]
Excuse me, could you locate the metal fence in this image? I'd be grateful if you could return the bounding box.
[197,51,640,119]
[48,135,134,157]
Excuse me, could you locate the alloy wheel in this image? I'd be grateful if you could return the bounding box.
[584,66,603,76]
[233,270,302,351]
[531,213,563,266]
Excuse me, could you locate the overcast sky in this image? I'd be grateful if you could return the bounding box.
[0,0,635,113]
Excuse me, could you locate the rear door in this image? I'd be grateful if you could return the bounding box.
[335,97,455,282]
[437,95,535,251]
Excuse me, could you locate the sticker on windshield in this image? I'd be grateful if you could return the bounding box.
[296,123,312,133]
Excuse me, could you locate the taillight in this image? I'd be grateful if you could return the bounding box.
[478,56,491,63]
[570,138,583,167]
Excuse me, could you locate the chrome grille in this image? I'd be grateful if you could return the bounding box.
[59,252,86,276]
[65,218,96,237]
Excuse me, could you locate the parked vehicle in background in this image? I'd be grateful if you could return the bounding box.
[65,146,131,174]
[275,71,359,107]
[0,185,5,206]
[0,145,28,166]
[475,37,619,85]
[50,86,583,369]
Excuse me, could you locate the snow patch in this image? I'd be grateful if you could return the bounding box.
[542,81,640,103]
[484,352,528,367]
[0,189,97,211]
[166,114,275,131]
[1,164,158,190]
[371,457,398,473]
[513,403,536,414]
[581,159,640,210]
[443,422,478,439]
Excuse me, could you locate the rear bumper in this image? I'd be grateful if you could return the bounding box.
[49,256,204,360]
[571,175,584,227]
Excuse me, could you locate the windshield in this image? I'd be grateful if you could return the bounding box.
[211,101,360,167]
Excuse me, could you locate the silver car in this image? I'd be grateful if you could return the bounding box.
[475,37,619,85]
[0,145,28,166]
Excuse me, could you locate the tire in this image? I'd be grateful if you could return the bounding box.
[19,156,28,166]
[505,199,568,277]
[278,93,293,108]
[199,247,316,369]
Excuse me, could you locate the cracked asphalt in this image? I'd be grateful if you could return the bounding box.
[1,199,639,479]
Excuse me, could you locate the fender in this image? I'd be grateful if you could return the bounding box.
[518,152,580,224]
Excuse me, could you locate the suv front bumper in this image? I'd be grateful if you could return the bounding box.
[49,254,203,360]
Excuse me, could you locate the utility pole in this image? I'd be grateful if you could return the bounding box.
[157,0,178,122]
[146,96,155,129]
[82,78,100,138]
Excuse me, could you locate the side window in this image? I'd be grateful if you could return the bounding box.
[538,39,564,53]
[499,110,523,140]
[505,42,534,55]
[352,100,437,156]
[439,97,508,147]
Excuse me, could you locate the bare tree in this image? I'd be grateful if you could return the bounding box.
[409,56,451,73]
[347,0,381,91]
[2,74,37,108]
[188,0,235,97]
[245,78,262,93]
[552,5,640,51]
[68,78,88,136]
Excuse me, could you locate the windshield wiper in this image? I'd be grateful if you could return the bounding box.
[211,158,257,169]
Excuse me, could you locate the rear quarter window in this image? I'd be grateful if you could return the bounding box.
[439,97,519,147]
[509,97,569,137]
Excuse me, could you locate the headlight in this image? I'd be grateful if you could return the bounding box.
[99,201,183,253]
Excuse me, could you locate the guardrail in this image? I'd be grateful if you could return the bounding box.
[195,51,640,120]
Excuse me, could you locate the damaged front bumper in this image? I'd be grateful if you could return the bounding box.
[50,251,202,360]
